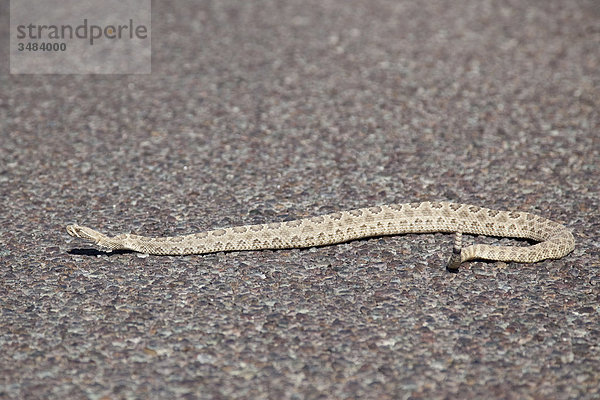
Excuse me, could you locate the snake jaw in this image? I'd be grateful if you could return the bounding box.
[67,224,129,251]
[67,224,95,240]
[66,224,111,247]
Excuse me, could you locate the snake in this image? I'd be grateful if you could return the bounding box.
[66,201,574,271]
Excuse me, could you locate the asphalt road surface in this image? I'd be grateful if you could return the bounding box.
[1,1,599,398]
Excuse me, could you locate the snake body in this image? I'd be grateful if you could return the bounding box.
[66,201,574,270]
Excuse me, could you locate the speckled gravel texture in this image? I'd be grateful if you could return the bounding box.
[1,0,599,399]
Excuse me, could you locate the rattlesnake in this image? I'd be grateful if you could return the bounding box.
[66,201,574,271]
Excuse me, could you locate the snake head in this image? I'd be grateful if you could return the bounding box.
[66,224,105,243]
[66,224,127,251]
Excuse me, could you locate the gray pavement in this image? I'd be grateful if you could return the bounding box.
[1,0,599,398]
